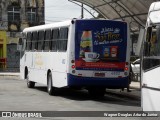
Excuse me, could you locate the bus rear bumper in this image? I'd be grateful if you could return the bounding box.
[67,74,129,88]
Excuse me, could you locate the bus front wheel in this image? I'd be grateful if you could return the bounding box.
[26,75,35,88]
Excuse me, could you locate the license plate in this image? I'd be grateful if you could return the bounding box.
[95,73,105,77]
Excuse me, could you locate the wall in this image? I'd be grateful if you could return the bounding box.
[0,0,44,71]
[7,44,20,71]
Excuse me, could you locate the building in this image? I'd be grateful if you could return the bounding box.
[0,0,44,71]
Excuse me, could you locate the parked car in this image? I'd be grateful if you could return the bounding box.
[131,59,140,74]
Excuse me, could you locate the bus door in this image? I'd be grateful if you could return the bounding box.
[142,25,160,111]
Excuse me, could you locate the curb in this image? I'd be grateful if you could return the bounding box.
[0,73,20,77]
[0,73,19,75]
[0,74,20,76]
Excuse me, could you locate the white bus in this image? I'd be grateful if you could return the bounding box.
[142,2,160,111]
[19,19,131,96]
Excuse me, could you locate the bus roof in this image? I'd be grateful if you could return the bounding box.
[149,2,160,12]
[23,20,72,32]
[23,19,127,33]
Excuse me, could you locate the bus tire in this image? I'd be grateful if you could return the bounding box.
[26,74,35,88]
[47,72,56,95]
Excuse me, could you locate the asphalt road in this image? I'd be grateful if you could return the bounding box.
[0,77,158,120]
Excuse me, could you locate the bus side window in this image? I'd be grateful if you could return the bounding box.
[143,26,160,71]
[57,27,68,52]
[144,27,152,56]
[38,31,45,50]
[51,29,59,51]
[44,30,51,51]
[32,31,38,50]
[23,33,27,51]
[26,32,32,50]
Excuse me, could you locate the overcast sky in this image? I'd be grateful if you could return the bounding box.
[45,0,97,23]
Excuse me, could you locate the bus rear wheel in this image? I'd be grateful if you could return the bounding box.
[47,73,57,95]
[26,75,35,88]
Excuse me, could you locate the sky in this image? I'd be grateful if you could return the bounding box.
[45,0,98,23]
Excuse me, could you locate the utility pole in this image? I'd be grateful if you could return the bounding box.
[81,3,84,19]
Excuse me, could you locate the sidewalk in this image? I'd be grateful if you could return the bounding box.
[0,72,20,76]
[130,81,140,89]
[0,72,20,79]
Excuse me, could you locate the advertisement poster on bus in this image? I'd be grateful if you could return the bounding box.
[75,20,127,71]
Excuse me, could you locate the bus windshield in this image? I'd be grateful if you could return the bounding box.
[143,25,160,71]
[74,20,128,71]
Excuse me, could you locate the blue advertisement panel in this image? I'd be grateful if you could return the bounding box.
[75,20,128,71]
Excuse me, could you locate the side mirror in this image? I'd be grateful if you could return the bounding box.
[19,38,23,45]
[17,38,26,51]
[17,44,22,51]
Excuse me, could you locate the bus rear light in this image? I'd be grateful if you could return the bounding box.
[71,65,75,69]
[118,76,122,78]
[125,67,128,71]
